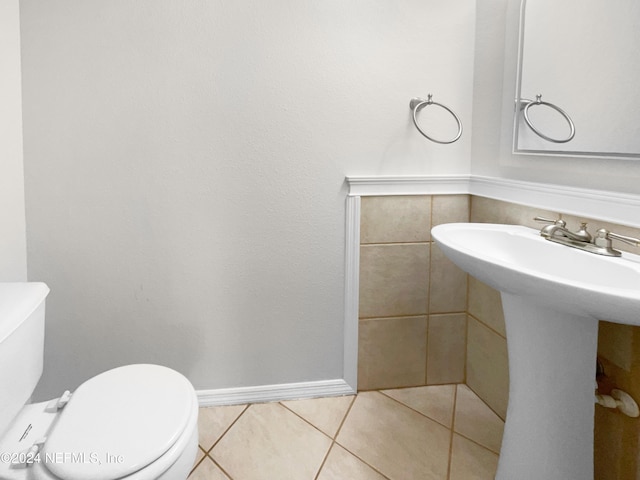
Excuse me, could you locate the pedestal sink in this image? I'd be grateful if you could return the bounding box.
[431,223,640,480]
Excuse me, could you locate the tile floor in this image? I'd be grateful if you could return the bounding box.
[189,384,504,480]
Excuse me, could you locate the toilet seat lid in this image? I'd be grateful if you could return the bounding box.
[42,364,195,480]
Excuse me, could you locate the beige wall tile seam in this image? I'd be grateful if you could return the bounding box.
[464,273,470,385]
[358,314,429,322]
[466,312,507,340]
[462,383,507,423]
[462,316,469,385]
[465,273,470,317]
[360,241,432,246]
[425,217,433,385]
[428,310,468,317]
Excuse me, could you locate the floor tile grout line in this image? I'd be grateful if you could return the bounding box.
[284,392,359,478]
[333,437,393,480]
[271,399,355,480]
[313,441,336,480]
[332,394,357,440]
[331,393,392,480]
[452,431,502,456]
[322,393,393,480]
[205,404,251,454]
[451,385,502,455]
[210,455,236,480]
[277,398,353,441]
[188,447,207,476]
[451,385,459,435]
[462,382,507,422]
[378,388,456,430]
[445,385,459,480]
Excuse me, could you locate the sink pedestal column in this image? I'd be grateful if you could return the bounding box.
[496,293,599,480]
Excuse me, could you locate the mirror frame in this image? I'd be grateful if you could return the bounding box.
[512,0,640,161]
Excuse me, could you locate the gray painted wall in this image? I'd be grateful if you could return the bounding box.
[20,0,476,398]
[0,0,27,281]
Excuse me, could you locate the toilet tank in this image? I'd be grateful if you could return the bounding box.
[0,282,50,436]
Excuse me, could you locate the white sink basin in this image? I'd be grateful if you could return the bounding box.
[432,223,640,325]
[431,222,640,480]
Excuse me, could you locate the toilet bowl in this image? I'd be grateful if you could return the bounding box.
[0,284,199,480]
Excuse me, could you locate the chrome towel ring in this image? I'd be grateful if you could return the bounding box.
[409,95,463,144]
[520,94,575,143]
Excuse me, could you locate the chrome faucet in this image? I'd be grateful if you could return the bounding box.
[535,217,592,243]
[534,216,639,257]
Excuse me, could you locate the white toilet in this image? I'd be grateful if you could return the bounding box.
[0,283,199,480]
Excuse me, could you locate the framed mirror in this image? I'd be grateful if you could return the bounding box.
[513,0,640,159]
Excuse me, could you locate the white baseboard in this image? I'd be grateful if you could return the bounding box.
[196,379,355,407]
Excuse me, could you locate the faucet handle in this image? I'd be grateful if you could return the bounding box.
[534,216,566,227]
[595,229,640,246]
[594,229,640,248]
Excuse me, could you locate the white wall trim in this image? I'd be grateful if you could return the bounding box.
[197,379,355,407]
[346,174,640,228]
[346,174,471,197]
[343,196,360,391]
[469,176,640,229]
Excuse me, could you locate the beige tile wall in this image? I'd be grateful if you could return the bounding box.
[359,194,640,475]
[358,195,469,390]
